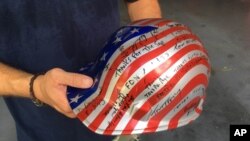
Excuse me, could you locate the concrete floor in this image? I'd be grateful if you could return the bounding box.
[1,0,250,141]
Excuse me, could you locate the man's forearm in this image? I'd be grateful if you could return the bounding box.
[0,62,32,97]
[126,0,162,21]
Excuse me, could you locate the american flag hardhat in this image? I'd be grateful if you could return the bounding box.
[67,18,211,135]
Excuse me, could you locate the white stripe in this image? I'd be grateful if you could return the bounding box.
[130,65,208,134]
[113,50,208,135]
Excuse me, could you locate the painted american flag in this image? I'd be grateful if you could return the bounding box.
[67,18,211,135]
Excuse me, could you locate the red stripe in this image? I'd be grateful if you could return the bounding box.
[156,20,173,27]
[144,72,209,133]
[149,19,173,27]
[76,26,191,121]
[168,96,201,129]
[121,57,209,134]
[167,86,207,129]
[195,96,205,114]
[169,96,205,129]
[130,19,149,25]
[139,19,162,26]
[195,107,202,114]
[103,45,207,134]
[131,19,172,27]
[88,32,199,132]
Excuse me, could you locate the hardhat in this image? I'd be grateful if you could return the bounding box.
[67,18,211,135]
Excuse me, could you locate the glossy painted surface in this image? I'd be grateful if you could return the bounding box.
[66,19,211,135]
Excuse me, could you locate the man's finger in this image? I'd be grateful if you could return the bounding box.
[54,105,77,118]
[55,69,93,88]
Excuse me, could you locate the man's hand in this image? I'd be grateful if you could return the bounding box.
[34,68,93,118]
[0,63,93,118]
[126,0,162,21]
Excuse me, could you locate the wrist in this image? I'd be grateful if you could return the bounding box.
[11,73,33,98]
[31,74,45,106]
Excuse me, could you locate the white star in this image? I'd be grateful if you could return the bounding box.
[70,94,83,104]
[79,67,88,71]
[100,52,108,61]
[113,36,122,44]
[93,78,98,84]
[117,28,124,34]
[104,41,108,46]
[130,28,139,34]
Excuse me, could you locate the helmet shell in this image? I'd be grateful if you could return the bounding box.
[67,18,211,135]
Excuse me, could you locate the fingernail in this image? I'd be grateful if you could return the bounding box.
[84,77,93,87]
